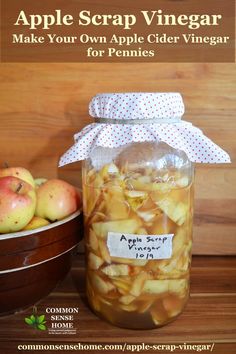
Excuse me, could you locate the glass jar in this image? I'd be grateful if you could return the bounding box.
[59,92,229,329]
[82,141,194,329]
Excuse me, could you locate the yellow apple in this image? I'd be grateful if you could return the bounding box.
[34,178,48,188]
[23,216,50,231]
[0,166,35,188]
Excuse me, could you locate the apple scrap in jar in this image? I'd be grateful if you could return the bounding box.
[83,159,193,328]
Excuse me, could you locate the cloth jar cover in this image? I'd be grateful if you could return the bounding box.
[59,93,231,166]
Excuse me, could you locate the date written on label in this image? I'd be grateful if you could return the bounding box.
[107,233,174,260]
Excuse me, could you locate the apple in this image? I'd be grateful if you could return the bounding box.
[35,179,81,221]
[23,216,50,231]
[34,178,48,188]
[0,166,35,188]
[0,176,36,233]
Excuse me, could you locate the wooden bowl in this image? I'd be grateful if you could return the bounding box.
[0,210,83,316]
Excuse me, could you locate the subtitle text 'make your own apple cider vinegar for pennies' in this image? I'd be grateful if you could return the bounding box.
[59,93,230,329]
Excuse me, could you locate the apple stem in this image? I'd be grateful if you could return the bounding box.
[3,162,9,168]
[16,183,23,193]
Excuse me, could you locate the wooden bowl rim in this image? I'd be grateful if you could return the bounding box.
[0,209,82,241]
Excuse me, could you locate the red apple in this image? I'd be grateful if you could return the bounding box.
[35,179,81,221]
[0,166,35,188]
[0,176,36,233]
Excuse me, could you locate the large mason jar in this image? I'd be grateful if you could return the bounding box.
[82,141,193,329]
[59,92,230,329]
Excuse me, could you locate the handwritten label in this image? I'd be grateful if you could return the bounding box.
[107,233,174,260]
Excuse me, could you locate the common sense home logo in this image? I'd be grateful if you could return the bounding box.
[24,307,78,334]
[24,307,47,331]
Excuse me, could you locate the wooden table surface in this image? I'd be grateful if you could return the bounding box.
[0,255,236,354]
